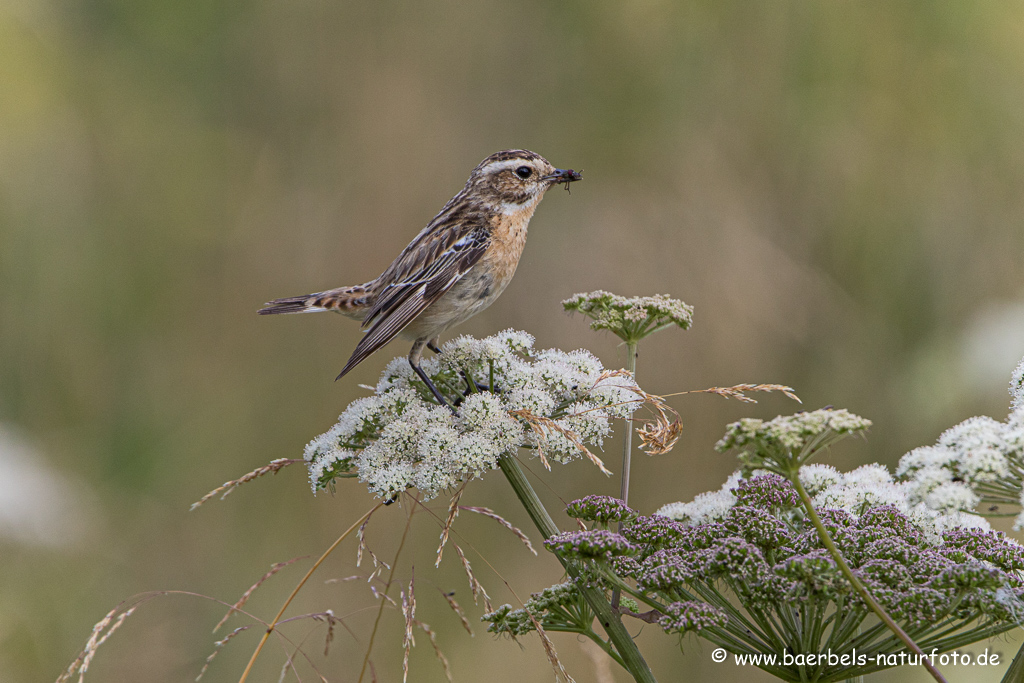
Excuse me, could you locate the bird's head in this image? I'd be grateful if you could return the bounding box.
[467,149,582,207]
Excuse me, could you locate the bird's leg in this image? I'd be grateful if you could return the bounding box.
[416,362,456,413]
[427,338,487,396]
[423,337,485,398]
[410,340,456,414]
[459,366,490,396]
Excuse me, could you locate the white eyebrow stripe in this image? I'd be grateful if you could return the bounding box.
[482,159,535,174]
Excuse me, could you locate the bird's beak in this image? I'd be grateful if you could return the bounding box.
[543,168,583,185]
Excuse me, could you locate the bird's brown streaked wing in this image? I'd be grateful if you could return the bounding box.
[335,230,490,380]
[361,223,486,326]
[363,205,482,325]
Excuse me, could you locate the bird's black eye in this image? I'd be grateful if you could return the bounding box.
[514,166,532,179]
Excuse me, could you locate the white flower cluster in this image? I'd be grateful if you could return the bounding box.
[655,471,743,525]
[304,330,641,501]
[562,291,694,329]
[716,409,872,453]
[1012,357,1024,412]
[894,358,1024,526]
[805,464,990,542]
[897,408,1024,527]
[657,464,992,544]
[562,290,693,344]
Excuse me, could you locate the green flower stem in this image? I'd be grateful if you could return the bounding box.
[614,583,767,659]
[788,471,948,683]
[545,624,626,668]
[612,339,638,610]
[497,454,658,683]
[619,340,639,509]
[643,579,775,655]
[606,574,771,656]
[597,552,870,683]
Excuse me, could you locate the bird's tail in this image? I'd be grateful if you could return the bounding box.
[258,283,374,319]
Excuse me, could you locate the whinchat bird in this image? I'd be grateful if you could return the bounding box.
[259,149,582,410]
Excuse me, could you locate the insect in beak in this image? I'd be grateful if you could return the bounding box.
[544,168,583,193]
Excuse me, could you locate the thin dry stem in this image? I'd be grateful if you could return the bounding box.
[191,459,302,510]
[414,619,453,682]
[510,409,612,475]
[58,590,333,683]
[435,482,467,567]
[624,386,683,456]
[576,371,684,456]
[454,543,492,612]
[309,610,338,657]
[356,519,389,585]
[666,383,802,404]
[356,518,370,567]
[196,626,249,681]
[58,606,136,683]
[438,589,473,636]
[239,502,383,683]
[460,506,536,555]
[527,612,576,683]
[369,585,397,606]
[591,368,641,389]
[215,557,307,633]
[580,374,801,454]
[357,495,417,683]
[401,572,416,683]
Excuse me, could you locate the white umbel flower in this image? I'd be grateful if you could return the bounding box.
[896,359,1024,520]
[660,465,990,545]
[923,481,981,513]
[938,416,1007,453]
[895,445,958,478]
[656,471,742,525]
[798,464,842,496]
[1011,356,1024,411]
[904,466,955,505]
[306,330,643,501]
[1015,487,1024,531]
[960,446,1010,484]
[812,466,908,516]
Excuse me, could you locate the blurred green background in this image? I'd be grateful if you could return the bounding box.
[3,1,1024,681]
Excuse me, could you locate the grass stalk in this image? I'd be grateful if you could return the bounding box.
[238,502,383,683]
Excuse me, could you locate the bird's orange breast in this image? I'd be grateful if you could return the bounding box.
[480,199,540,286]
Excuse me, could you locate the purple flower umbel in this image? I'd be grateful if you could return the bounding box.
[564,474,1024,682]
[658,601,728,634]
[565,495,638,525]
[545,529,635,560]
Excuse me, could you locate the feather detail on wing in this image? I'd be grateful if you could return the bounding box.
[335,228,490,380]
